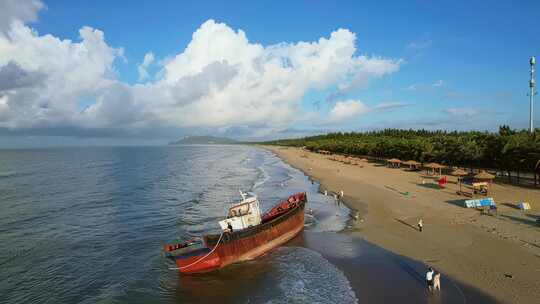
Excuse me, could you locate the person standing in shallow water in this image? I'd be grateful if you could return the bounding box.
[426,267,434,292]
[433,271,441,291]
[418,219,423,232]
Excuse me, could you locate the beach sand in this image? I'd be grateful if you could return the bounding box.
[265,146,540,304]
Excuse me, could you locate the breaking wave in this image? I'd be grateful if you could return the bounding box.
[264,247,358,304]
[253,165,270,190]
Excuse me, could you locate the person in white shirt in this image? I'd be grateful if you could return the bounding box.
[426,267,434,291]
[418,219,423,232]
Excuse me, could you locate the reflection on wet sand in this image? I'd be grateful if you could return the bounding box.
[289,231,498,304]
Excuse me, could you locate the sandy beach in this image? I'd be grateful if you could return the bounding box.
[265,146,540,304]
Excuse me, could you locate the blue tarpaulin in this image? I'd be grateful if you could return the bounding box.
[463,197,495,208]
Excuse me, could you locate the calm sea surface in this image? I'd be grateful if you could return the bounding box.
[0,145,354,304]
[0,145,496,304]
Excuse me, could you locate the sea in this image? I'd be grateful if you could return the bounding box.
[0,145,496,304]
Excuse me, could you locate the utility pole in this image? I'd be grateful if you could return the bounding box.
[530,56,536,133]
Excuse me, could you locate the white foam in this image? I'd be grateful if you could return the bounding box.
[264,247,358,304]
[253,165,270,189]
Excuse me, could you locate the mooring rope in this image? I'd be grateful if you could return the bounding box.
[169,231,225,271]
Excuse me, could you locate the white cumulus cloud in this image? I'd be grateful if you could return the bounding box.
[0,8,402,138]
[137,52,155,81]
[0,0,44,33]
[326,100,369,124]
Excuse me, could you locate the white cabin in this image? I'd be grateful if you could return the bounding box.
[219,192,262,232]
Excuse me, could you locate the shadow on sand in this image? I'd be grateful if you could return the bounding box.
[501,202,519,209]
[395,218,420,232]
[499,214,539,228]
[445,199,466,208]
[417,183,443,190]
[527,213,540,220]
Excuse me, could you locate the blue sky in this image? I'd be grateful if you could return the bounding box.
[0,0,539,146]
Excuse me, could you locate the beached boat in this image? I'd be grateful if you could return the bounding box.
[163,191,307,274]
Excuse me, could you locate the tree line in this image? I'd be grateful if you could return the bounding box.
[263,126,540,185]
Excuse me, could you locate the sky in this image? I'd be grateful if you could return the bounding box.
[0,0,539,147]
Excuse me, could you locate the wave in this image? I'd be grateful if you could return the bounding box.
[266,247,358,304]
[252,165,270,190]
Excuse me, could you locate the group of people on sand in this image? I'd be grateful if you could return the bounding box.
[426,267,441,292]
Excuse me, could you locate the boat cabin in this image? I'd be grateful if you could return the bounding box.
[219,192,262,232]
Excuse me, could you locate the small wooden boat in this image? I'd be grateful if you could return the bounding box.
[163,192,307,274]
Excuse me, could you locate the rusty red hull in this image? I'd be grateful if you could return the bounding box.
[166,192,306,274]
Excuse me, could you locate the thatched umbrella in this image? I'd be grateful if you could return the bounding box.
[387,158,402,168]
[402,160,421,170]
[474,170,495,183]
[452,168,468,192]
[424,162,445,175]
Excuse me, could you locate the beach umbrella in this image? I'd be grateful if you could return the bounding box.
[387,158,402,168]
[452,168,468,176]
[403,160,421,170]
[473,170,494,195]
[474,170,495,183]
[424,163,445,175]
[452,168,468,192]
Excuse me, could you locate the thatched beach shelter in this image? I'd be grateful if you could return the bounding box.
[452,168,468,192]
[387,158,402,168]
[424,162,445,175]
[474,170,495,183]
[402,160,421,170]
[452,168,468,177]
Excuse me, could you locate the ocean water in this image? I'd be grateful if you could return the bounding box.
[0,145,353,304]
[0,145,498,304]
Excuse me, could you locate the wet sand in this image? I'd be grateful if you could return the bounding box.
[265,146,540,304]
[290,231,497,304]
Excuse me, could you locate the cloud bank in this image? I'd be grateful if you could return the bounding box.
[0,1,401,139]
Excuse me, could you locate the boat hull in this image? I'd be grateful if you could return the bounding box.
[173,193,306,274]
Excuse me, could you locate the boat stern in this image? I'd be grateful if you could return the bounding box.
[163,239,223,274]
[174,248,222,274]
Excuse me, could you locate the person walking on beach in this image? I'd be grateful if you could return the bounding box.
[433,271,441,291]
[418,218,423,232]
[426,267,434,292]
